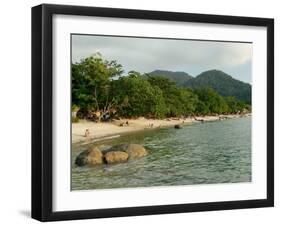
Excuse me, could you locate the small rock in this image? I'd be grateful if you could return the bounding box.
[174,124,182,129]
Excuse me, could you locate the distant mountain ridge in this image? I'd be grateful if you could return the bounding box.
[147,69,251,104]
[148,70,193,86]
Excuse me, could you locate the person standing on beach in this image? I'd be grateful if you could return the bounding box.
[85,129,90,141]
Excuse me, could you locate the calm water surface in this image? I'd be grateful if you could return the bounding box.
[72,117,251,190]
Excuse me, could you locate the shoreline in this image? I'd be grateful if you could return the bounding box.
[72,113,251,145]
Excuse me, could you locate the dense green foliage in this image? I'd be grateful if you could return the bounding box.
[72,55,251,120]
[146,76,198,116]
[184,70,251,104]
[110,72,167,118]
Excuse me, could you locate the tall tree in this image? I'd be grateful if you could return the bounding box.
[72,53,123,119]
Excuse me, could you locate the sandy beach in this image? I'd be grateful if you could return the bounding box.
[72,114,251,144]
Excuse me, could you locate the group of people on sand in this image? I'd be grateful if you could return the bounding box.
[83,119,185,141]
[148,123,154,128]
[119,121,129,127]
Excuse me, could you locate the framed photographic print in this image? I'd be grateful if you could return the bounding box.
[31,4,274,221]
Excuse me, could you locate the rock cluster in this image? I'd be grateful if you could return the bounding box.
[75,144,147,166]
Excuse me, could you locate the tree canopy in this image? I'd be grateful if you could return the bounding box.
[72,54,251,120]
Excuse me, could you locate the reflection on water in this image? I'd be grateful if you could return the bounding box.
[72,117,251,190]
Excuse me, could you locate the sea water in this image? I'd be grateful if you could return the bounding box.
[71,117,251,190]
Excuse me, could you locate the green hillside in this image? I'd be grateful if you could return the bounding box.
[184,70,251,104]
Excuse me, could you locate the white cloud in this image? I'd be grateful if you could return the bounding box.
[72,35,252,82]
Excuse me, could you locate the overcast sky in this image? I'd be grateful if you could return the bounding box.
[72,35,252,84]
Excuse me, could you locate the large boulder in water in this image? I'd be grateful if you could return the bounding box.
[102,144,147,160]
[102,144,127,153]
[75,146,103,166]
[125,144,147,159]
[75,144,147,166]
[104,151,129,164]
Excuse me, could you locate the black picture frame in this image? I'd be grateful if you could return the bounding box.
[31,3,274,222]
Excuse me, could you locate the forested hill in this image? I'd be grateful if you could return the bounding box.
[148,70,193,86]
[184,70,251,104]
[147,69,251,104]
